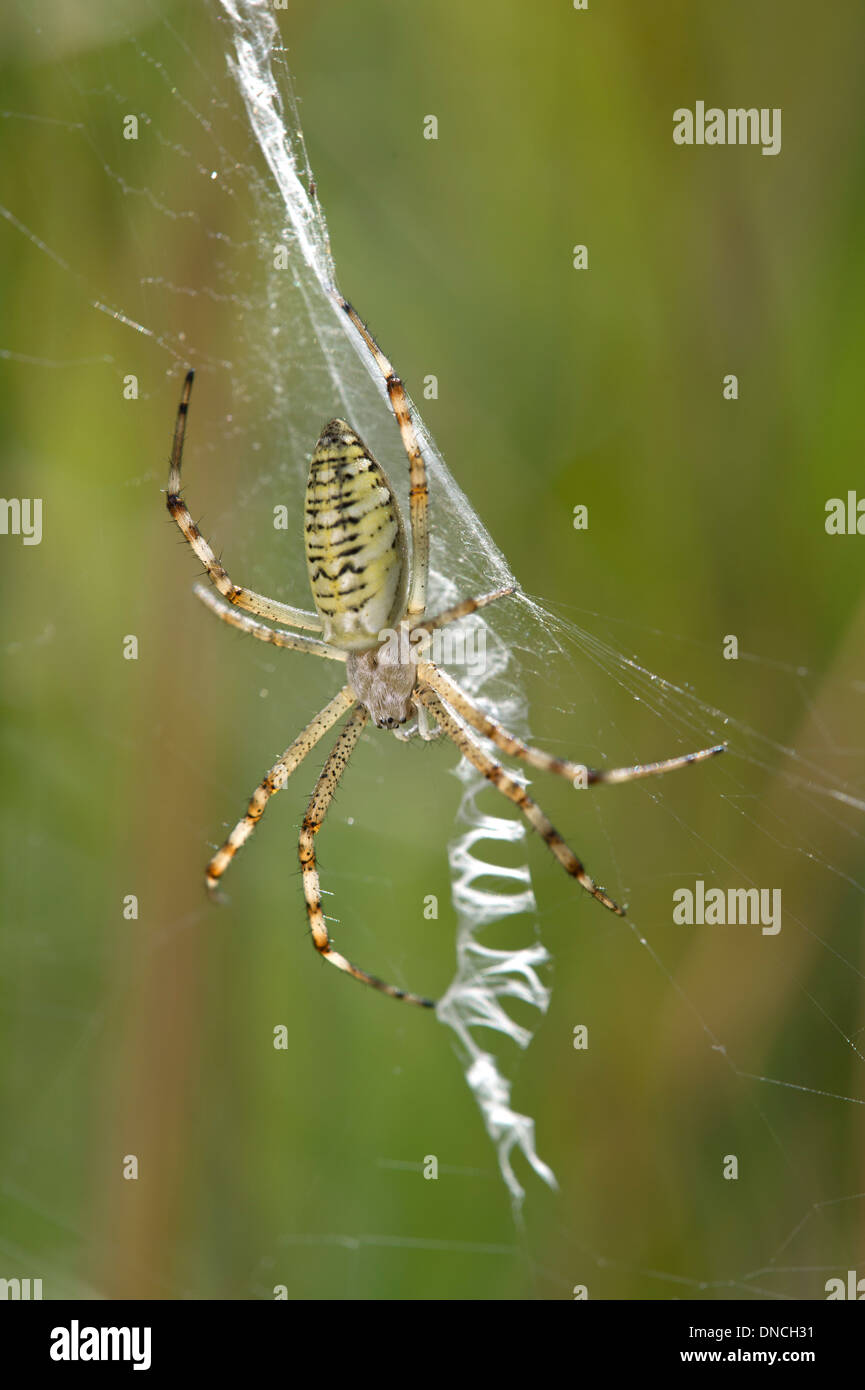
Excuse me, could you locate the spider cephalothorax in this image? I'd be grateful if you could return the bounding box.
[345,645,416,730]
[167,295,725,1008]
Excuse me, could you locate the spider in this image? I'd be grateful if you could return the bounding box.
[166,296,725,1009]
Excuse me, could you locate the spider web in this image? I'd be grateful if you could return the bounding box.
[1,0,864,1301]
[217,0,554,1199]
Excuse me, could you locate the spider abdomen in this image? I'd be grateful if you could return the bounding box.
[304,419,408,649]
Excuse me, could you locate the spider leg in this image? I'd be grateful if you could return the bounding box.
[418,660,725,786]
[299,705,436,1008]
[336,298,429,620]
[206,687,355,896]
[166,371,323,632]
[193,584,347,661]
[415,698,443,742]
[391,700,443,743]
[412,585,516,636]
[392,720,418,742]
[416,686,625,916]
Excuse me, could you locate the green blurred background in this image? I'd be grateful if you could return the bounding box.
[1,0,864,1300]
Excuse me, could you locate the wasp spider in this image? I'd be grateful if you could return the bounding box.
[166,298,724,1008]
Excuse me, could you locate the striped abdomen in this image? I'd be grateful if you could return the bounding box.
[304,419,408,649]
